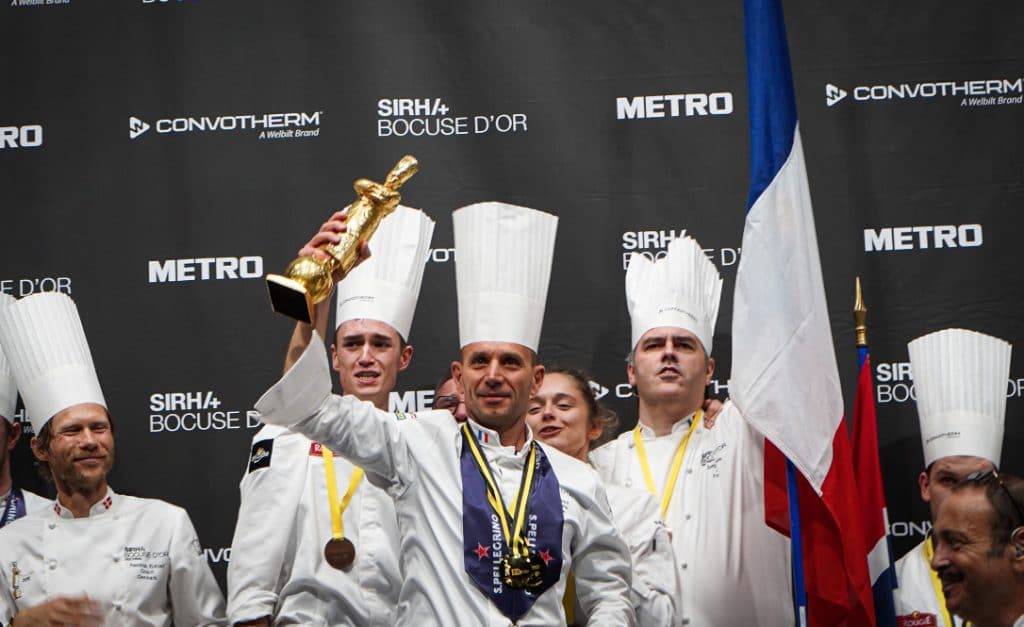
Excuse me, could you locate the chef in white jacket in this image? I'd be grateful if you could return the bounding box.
[894,328,1012,627]
[228,206,434,626]
[254,201,635,626]
[0,292,226,626]
[1,294,49,528]
[589,234,793,627]
[526,367,682,626]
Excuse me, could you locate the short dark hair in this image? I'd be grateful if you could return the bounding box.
[33,412,116,483]
[545,368,619,449]
[954,471,1024,554]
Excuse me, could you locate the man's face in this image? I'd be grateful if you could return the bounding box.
[931,488,1016,622]
[32,403,114,492]
[627,326,714,406]
[920,455,994,520]
[434,378,468,423]
[331,319,413,408]
[452,342,543,431]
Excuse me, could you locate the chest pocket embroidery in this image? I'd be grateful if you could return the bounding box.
[123,546,170,582]
[699,443,728,477]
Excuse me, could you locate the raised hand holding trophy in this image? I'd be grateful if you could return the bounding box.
[265,155,419,324]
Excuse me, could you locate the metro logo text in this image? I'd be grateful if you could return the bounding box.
[863,224,982,252]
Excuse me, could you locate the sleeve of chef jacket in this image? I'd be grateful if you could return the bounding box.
[226,427,307,623]
[629,516,682,627]
[572,481,637,626]
[254,331,415,496]
[168,507,228,626]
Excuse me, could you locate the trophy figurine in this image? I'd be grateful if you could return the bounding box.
[266,155,419,323]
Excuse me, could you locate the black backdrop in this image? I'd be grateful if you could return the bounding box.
[3,0,1023,589]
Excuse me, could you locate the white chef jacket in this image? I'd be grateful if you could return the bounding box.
[0,488,226,626]
[894,537,963,627]
[1,487,50,523]
[254,332,635,626]
[587,484,681,627]
[590,401,793,627]
[227,424,401,626]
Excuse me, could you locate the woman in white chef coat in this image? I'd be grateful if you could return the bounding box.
[527,369,683,627]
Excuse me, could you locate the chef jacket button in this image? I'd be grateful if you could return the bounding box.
[48,560,57,570]
[685,514,692,521]
[686,468,693,474]
[113,554,120,562]
[683,619,691,625]
[696,429,703,435]
[628,441,635,448]
[48,522,56,529]
[114,602,123,611]
[681,562,688,570]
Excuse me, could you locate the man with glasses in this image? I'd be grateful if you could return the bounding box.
[895,328,1013,627]
[433,370,467,423]
[930,469,1024,627]
[228,206,434,626]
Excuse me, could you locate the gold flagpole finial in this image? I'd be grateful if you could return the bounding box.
[853,276,868,347]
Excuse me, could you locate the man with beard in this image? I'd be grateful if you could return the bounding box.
[0,292,225,626]
[589,234,793,626]
[253,201,634,625]
[228,206,434,626]
[0,295,49,529]
[895,328,1013,627]
[930,470,1024,627]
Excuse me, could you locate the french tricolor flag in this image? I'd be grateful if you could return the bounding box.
[731,0,875,625]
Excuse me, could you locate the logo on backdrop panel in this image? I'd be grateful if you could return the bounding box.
[862,224,983,252]
[149,390,262,433]
[376,98,528,138]
[825,77,1024,108]
[129,111,322,141]
[8,0,70,7]
[621,229,741,272]
[0,124,43,149]
[0,276,72,297]
[615,91,734,120]
[874,359,1024,405]
[147,257,264,283]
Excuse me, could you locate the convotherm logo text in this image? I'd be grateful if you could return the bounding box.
[825,78,1024,108]
[129,111,321,140]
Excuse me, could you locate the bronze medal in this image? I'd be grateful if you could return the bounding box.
[501,552,544,590]
[324,537,356,571]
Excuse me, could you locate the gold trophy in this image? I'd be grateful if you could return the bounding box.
[266,155,419,323]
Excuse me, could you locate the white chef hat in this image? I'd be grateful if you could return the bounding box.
[908,328,1011,468]
[625,234,723,354]
[0,293,17,422]
[334,205,435,340]
[0,293,107,435]
[453,201,558,352]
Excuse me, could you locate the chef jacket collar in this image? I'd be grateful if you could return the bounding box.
[636,412,696,439]
[465,418,535,456]
[52,487,116,519]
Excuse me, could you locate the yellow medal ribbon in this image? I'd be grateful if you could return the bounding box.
[462,423,537,558]
[322,446,364,540]
[633,409,702,519]
[922,534,961,627]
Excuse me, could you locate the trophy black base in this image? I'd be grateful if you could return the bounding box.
[266,275,315,324]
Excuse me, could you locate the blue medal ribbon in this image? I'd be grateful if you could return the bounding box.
[461,425,564,622]
[1,485,27,529]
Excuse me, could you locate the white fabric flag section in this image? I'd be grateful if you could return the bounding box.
[731,128,844,494]
[0,294,17,420]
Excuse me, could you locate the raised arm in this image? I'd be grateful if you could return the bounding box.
[255,332,415,495]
